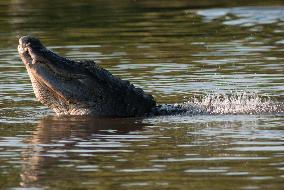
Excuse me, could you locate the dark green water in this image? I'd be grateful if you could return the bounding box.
[0,1,284,189]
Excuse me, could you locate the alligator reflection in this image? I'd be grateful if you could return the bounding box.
[20,116,149,188]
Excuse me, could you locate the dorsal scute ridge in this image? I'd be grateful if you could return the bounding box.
[76,60,156,107]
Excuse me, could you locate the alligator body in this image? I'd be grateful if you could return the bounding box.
[18,36,187,117]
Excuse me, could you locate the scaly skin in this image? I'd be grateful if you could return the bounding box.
[18,36,159,117]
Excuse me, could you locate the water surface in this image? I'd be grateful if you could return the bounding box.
[0,0,284,189]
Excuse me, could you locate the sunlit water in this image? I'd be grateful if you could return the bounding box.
[0,1,284,190]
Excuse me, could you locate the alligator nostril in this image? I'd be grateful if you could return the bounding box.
[18,36,43,48]
[19,36,31,46]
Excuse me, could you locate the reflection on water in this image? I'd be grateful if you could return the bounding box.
[20,117,148,187]
[0,0,284,189]
[2,115,284,189]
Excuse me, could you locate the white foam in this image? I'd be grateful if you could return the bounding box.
[181,92,282,115]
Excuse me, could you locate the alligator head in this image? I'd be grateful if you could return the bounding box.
[18,36,156,117]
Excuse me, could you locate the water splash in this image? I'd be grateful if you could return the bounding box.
[158,92,283,115]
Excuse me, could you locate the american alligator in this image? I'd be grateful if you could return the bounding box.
[18,36,188,117]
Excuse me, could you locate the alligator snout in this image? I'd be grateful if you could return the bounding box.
[18,36,37,56]
[18,36,47,66]
[19,36,30,47]
[18,36,29,54]
[18,36,45,54]
[19,36,43,48]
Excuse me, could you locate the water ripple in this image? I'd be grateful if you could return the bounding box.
[197,7,284,27]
